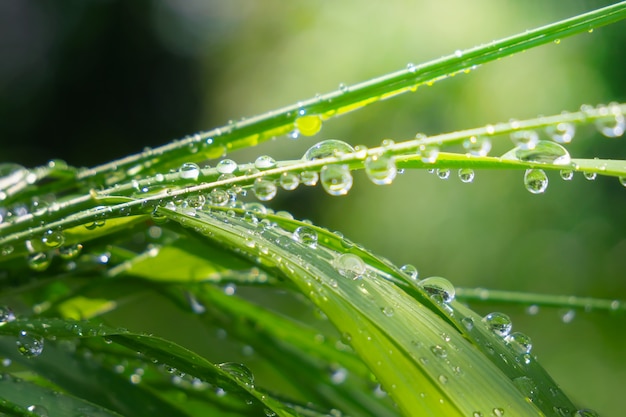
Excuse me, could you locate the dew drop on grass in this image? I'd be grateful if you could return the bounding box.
[294,114,323,137]
[42,229,64,248]
[508,141,571,165]
[28,252,51,272]
[334,253,366,280]
[365,154,397,185]
[17,331,44,358]
[179,162,200,180]
[26,405,48,417]
[560,170,574,181]
[482,312,512,337]
[506,332,533,355]
[546,121,575,143]
[430,345,448,358]
[418,277,455,303]
[292,226,318,248]
[463,136,492,156]
[472,412,484,417]
[321,165,353,196]
[523,169,548,194]
[303,140,354,161]
[513,376,537,401]
[510,130,539,150]
[400,264,418,280]
[458,168,475,183]
[461,317,474,330]
[561,309,575,323]
[407,62,417,73]
[381,306,394,317]
[279,172,299,190]
[0,306,16,325]
[583,172,597,181]
[330,367,348,384]
[209,189,230,206]
[58,244,83,260]
[252,179,277,201]
[218,362,255,388]
[436,169,450,180]
[300,171,319,186]
[492,407,505,417]
[254,155,276,169]
[420,145,439,164]
[595,103,625,138]
[217,159,238,174]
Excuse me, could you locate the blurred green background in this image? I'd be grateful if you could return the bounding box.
[2,0,626,414]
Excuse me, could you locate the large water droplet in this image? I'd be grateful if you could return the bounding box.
[365,154,396,185]
[482,312,512,337]
[28,252,51,272]
[560,170,574,181]
[254,155,276,170]
[216,159,238,174]
[0,306,16,326]
[179,163,201,180]
[458,168,475,183]
[492,407,505,417]
[418,277,455,303]
[595,103,625,138]
[463,136,491,156]
[303,140,354,161]
[279,172,299,190]
[505,332,532,355]
[400,264,418,280]
[209,189,230,206]
[334,253,366,280]
[523,169,548,194]
[583,172,597,181]
[218,362,255,388]
[503,141,571,165]
[420,145,439,164]
[300,171,319,186]
[295,114,323,137]
[292,226,318,248]
[321,165,353,196]
[42,229,65,248]
[252,179,277,201]
[546,121,575,144]
[436,169,450,180]
[510,130,539,150]
[58,244,83,260]
[26,405,49,417]
[17,331,44,358]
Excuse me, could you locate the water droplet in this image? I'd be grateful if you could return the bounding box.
[482,312,512,337]
[216,159,238,174]
[436,169,450,180]
[252,179,277,201]
[382,306,394,317]
[300,171,319,186]
[546,121,575,143]
[321,165,353,196]
[492,407,505,417]
[26,405,49,417]
[0,306,16,326]
[418,276,455,303]
[407,62,417,73]
[292,227,318,248]
[334,253,366,280]
[473,412,484,417]
[209,189,230,206]
[510,130,539,150]
[279,172,299,190]
[58,244,83,260]
[28,252,51,272]
[461,317,474,330]
[339,83,349,93]
[254,155,276,169]
[17,331,44,358]
[560,170,574,181]
[430,345,448,358]
[595,103,625,137]
[458,168,475,183]
[218,362,255,388]
[400,264,418,280]
[574,409,600,417]
[365,154,397,185]
[438,374,448,384]
[505,141,571,165]
[454,49,463,57]
[505,332,532,355]
[420,145,439,163]
[295,114,323,137]
[523,169,548,194]
[513,376,537,401]
[303,140,355,161]
[42,229,65,248]
[561,309,575,323]
[463,136,491,156]
[179,163,200,180]
[583,172,597,181]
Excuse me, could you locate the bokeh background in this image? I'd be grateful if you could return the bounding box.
[2,0,626,414]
